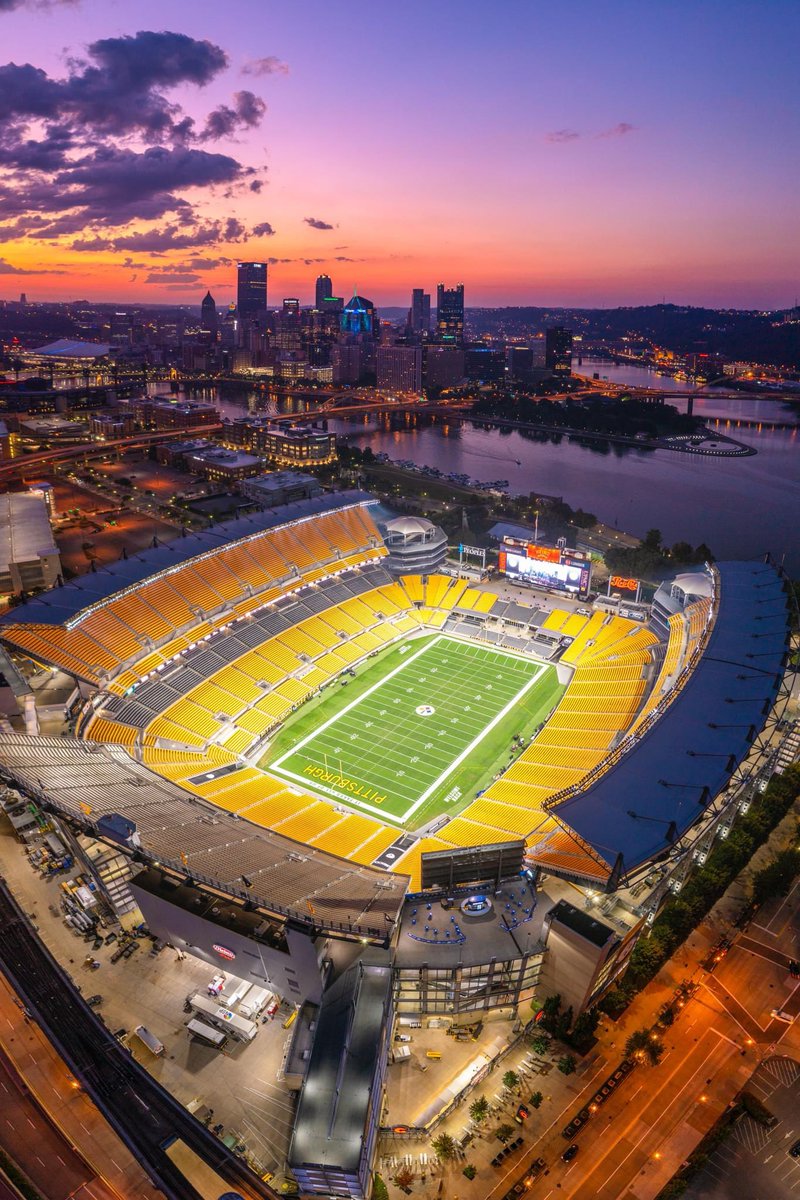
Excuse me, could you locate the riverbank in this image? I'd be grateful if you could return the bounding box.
[465,411,755,457]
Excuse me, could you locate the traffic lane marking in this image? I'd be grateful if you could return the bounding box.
[561,1030,738,1199]
[736,937,794,969]
[701,974,774,1036]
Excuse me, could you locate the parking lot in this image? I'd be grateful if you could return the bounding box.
[684,1056,800,1199]
[0,818,299,1184]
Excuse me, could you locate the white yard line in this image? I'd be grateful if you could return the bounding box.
[271,635,546,823]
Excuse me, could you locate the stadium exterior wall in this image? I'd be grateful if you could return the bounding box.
[129,870,326,1004]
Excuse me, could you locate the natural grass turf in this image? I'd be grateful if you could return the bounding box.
[261,633,564,831]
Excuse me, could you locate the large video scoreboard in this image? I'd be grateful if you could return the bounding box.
[497,539,592,596]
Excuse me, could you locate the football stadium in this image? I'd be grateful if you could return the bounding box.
[0,491,794,1196]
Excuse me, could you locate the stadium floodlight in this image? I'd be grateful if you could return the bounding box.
[626,810,679,844]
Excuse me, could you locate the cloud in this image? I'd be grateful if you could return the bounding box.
[145,269,201,283]
[596,121,636,138]
[251,221,275,237]
[265,255,361,266]
[545,129,580,144]
[1,145,250,241]
[0,0,76,11]
[242,56,289,77]
[200,91,266,142]
[304,216,334,231]
[545,122,636,144]
[0,33,229,142]
[187,256,228,269]
[68,216,259,254]
[0,256,63,273]
[0,31,268,249]
[70,235,111,251]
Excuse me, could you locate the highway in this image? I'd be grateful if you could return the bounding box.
[0,1046,112,1200]
[0,879,277,1200]
[0,976,158,1200]
[0,424,223,482]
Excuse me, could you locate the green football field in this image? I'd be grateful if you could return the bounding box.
[264,634,563,830]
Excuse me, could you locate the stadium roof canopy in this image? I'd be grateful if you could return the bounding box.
[30,339,111,357]
[0,491,376,628]
[552,561,788,879]
[289,956,392,1178]
[0,735,407,940]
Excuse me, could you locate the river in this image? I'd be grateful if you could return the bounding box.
[155,362,800,572]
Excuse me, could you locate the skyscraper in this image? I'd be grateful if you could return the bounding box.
[545,326,573,377]
[436,283,464,344]
[410,289,431,334]
[377,345,422,393]
[237,262,268,322]
[200,290,218,342]
[341,290,376,336]
[315,274,333,309]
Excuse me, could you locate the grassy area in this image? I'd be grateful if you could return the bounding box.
[261,633,563,831]
[363,462,483,503]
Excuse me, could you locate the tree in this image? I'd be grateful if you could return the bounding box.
[557,1055,576,1075]
[643,528,662,551]
[568,1008,599,1049]
[469,1095,489,1124]
[394,1165,414,1189]
[431,1133,456,1161]
[502,1070,520,1091]
[529,1090,543,1109]
[657,1002,676,1028]
[670,541,695,563]
[529,1032,551,1055]
[495,1123,515,1143]
[740,1090,776,1127]
[625,1028,665,1066]
[555,1005,574,1041]
[751,848,800,906]
[538,993,562,1034]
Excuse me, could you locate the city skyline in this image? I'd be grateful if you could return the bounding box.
[0,0,798,309]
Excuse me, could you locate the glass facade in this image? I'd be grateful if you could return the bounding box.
[394,952,543,1016]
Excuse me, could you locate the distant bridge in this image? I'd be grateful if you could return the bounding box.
[0,424,223,481]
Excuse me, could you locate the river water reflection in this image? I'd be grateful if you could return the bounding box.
[157,362,800,571]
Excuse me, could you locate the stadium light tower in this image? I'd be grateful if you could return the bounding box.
[626,810,680,844]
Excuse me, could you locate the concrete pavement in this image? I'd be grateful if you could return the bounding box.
[0,976,159,1200]
[380,795,800,1200]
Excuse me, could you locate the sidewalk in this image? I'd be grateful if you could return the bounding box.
[379,794,800,1200]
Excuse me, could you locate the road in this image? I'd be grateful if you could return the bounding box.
[479,855,800,1200]
[0,879,277,1200]
[0,424,222,481]
[683,1056,800,1199]
[0,978,157,1200]
[0,1046,109,1200]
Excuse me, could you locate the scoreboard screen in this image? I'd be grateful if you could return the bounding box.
[499,540,592,595]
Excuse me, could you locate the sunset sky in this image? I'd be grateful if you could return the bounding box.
[0,0,797,309]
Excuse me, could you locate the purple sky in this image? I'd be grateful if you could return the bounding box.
[0,0,797,307]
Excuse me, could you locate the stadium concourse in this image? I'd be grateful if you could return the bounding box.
[0,493,791,905]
